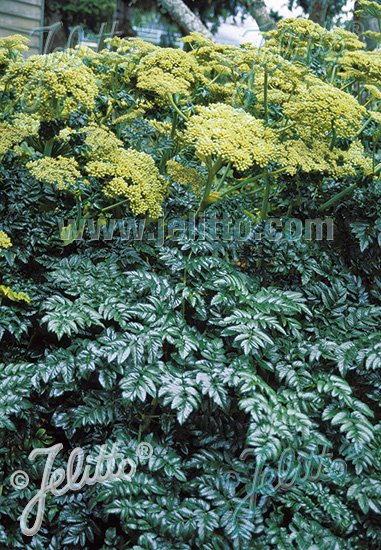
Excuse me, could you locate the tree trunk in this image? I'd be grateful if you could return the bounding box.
[116,0,136,38]
[244,0,275,32]
[308,0,328,26]
[157,0,214,39]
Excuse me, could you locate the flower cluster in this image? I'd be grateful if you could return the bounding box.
[84,125,167,217]
[284,83,366,140]
[27,156,82,190]
[136,48,203,100]
[364,84,381,101]
[332,141,374,178]
[355,0,381,19]
[338,50,381,85]
[278,139,373,177]
[84,125,124,159]
[0,231,30,303]
[0,18,378,225]
[166,159,204,193]
[184,103,277,171]
[0,34,29,53]
[82,46,137,89]
[101,150,167,218]
[242,50,309,109]
[0,34,29,75]
[108,36,158,56]
[6,51,99,120]
[0,231,12,251]
[264,18,364,61]
[0,114,40,156]
[265,17,328,49]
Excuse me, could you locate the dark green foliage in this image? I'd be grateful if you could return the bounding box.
[1,151,381,548]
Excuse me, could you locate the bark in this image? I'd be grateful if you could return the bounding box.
[116,0,136,38]
[244,0,276,32]
[157,0,214,39]
[308,0,328,26]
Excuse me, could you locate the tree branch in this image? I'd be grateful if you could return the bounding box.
[157,0,214,39]
[244,0,276,32]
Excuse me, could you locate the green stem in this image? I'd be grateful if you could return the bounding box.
[364,97,373,108]
[306,38,312,64]
[260,173,271,220]
[181,249,193,317]
[196,159,223,216]
[264,65,269,125]
[219,168,286,198]
[138,398,158,441]
[245,69,255,110]
[318,183,357,211]
[354,116,372,139]
[329,62,340,83]
[168,95,187,121]
[100,198,131,212]
[171,110,178,139]
[329,124,337,151]
[373,132,380,172]
[274,122,295,133]
[340,79,356,91]
[215,164,231,192]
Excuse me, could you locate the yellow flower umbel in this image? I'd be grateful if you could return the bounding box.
[0,231,12,250]
[264,18,329,59]
[364,84,381,101]
[0,114,40,156]
[369,111,381,125]
[166,159,204,194]
[277,137,373,177]
[0,34,29,54]
[27,156,82,191]
[101,150,167,218]
[327,28,365,52]
[84,124,124,160]
[83,46,138,89]
[237,49,310,109]
[0,231,30,304]
[136,48,203,100]
[107,36,158,56]
[356,1,381,47]
[184,38,251,100]
[263,19,365,76]
[338,50,381,85]
[84,125,167,218]
[331,141,373,178]
[277,140,332,176]
[284,83,366,141]
[0,34,29,75]
[184,103,276,171]
[6,51,99,120]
